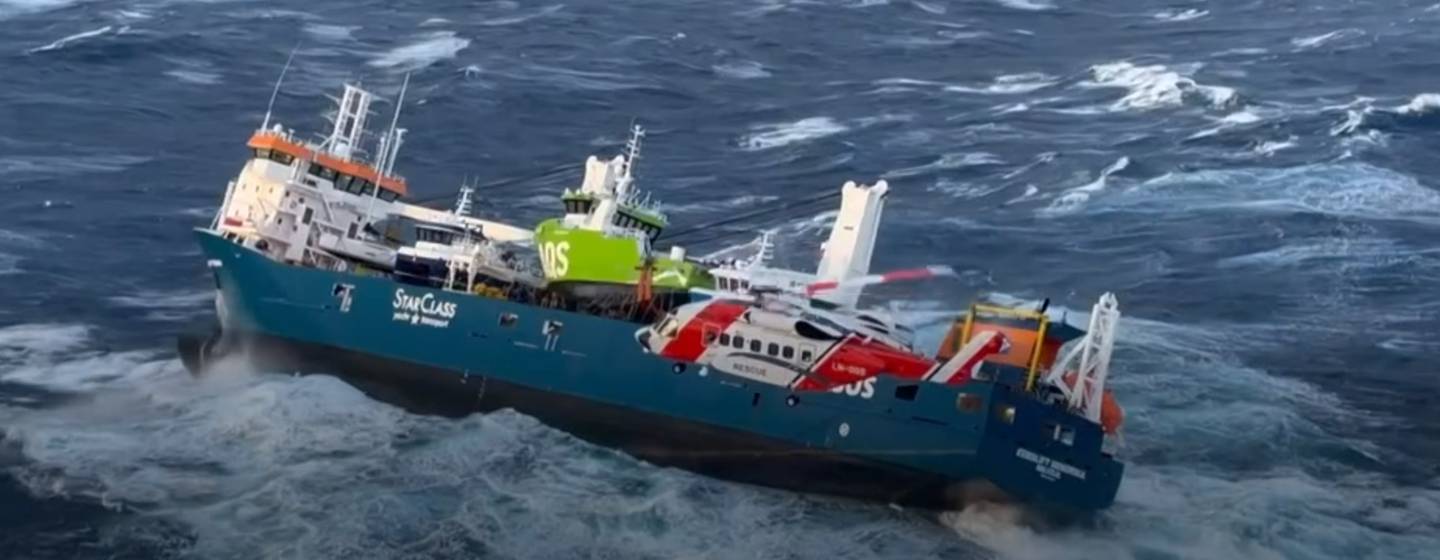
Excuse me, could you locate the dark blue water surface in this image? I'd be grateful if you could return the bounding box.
[3,1,1439,558]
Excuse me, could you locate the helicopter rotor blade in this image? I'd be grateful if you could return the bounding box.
[804,265,956,297]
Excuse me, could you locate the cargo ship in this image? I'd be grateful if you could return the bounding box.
[180,78,1128,514]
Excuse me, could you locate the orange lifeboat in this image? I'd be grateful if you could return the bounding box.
[1061,370,1124,434]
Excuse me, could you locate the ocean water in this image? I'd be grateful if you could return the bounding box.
[2,0,1439,558]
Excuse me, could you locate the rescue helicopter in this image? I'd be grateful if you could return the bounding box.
[634,265,1013,396]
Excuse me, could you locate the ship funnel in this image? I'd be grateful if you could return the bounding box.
[814,180,888,307]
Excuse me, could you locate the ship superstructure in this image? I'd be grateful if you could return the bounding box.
[212,78,529,275]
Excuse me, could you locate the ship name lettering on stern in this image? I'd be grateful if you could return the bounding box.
[392,288,458,328]
[1015,447,1086,482]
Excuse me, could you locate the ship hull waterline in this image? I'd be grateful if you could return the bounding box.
[185,229,1123,514]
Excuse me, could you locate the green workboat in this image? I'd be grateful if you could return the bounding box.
[533,126,713,298]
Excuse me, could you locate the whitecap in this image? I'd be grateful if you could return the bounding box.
[108,289,213,310]
[911,0,945,14]
[944,72,1058,95]
[712,60,771,80]
[872,77,948,88]
[303,23,357,41]
[740,117,849,151]
[165,68,221,85]
[994,101,1029,114]
[0,324,168,392]
[1004,184,1041,205]
[1393,93,1440,115]
[1291,28,1365,50]
[26,25,116,54]
[112,8,149,21]
[1042,156,1130,214]
[419,17,449,26]
[1154,8,1208,22]
[929,180,1007,199]
[993,0,1054,11]
[482,4,563,26]
[1214,47,1269,56]
[852,113,913,127]
[0,323,89,360]
[368,31,471,70]
[664,194,780,215]
[513,64,651,91]
[883,152,1004,179]
[1083,61,1237,111]
[0,0,77,20]
[0,154,151,178]
[1254,137,1297,156]
[1187,109,1268,139]
[1127,163,1440,223]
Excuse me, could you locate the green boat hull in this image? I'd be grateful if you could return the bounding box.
[534,219,714,292]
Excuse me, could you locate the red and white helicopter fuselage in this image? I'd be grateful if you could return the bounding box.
[636,297,1009,396]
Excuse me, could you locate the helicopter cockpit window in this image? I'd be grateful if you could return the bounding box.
[658,316,681,338]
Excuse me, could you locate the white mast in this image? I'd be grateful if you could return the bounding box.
[453,180,475,218]
[363,73,409,220]
[617,123,644,198]
[324,82,378,161]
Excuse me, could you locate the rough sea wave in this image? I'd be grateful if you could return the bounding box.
[2,0,1438,558]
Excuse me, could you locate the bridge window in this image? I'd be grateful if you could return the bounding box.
[301,207,313,225]
[253,148,295,165]
[782,346,794,359]
[703,327,718,344]
[347,223,358,239]
[800,349,814,363]
[308,163,339,181]
[749,339,761,353]
[766,343,779,357]
[379,189,399,202]
[719,333,731,346]
[732,335,745,349]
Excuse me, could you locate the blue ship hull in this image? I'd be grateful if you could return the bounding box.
[191,229,1123,512]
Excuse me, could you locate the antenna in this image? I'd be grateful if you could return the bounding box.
[454,179,476,218]
[375,72,410,173]
[749,231,775,269]
[364,73,410,218]
[260,44,299,132]
[623,121,645,181]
